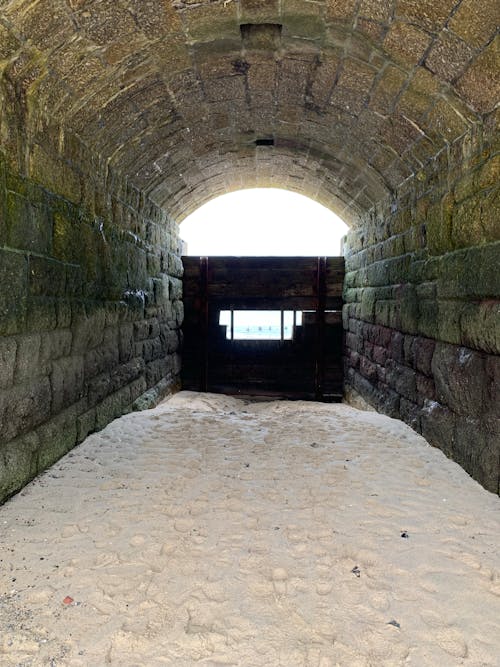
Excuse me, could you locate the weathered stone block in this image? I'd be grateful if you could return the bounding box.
[95,386,132,430]
[0,338,16,390]
[359,287,376,323]
[36,407,78,473]
[476,153,500,191]
[53,211,84,264]
[104,303,123,328]
[421,399,455,458]
[347,350,360,369]
[437,301,462,345]
[160,326,180,354]
[325,0,357,21]
[416,281,437,301]
[169,276,183,301]
[400,398,421,431]
[366,261,388,286]
[129,376,148,404]
[72,305,106,353]
[417,299,439,340]
[425,30,474,83]
[387,254,412,284]
[397,0,456,32]
[460,301,500,355]
[28,255,66,297]
[134,319,151,341]
[26,297,58,333]
[14,334,42,384]
[372,344,388,366]
[51,357,85,414]
[0,249,28,335]
[370,64,407,115]
[119,323,134,362]
[485,355,500,419]
[172,300,184,327]
[386,359,417,401]
[111,358,145,392]
[413,337,435,376]
[57,300,72,328]
[375,300,401,330]
[449,0,498,49]
[389,331,404,362]
[40,330,72,365]
[5,192,53,255]
[403,335,416,367]
[346,331,363,354]
[66,264,84,297]
[478,187,500,242]
[0,432,39,501]
[0,378,52,444]
[146,358,168,387]
[372,325,392,348]
[84,329,119,379]
[360,356,378,382]
[432,343,487,416]
[168,252,184,278]
[147,252,161,277]
[152,275,169,304]
[88,373,112,407]
[416,374,436,403]
[399,284,419,334]
[240,0,280,24]
[376,382,401,418]
[453,417,500,495]
[77,408,96,442]
[384,21,432,66]
[438,242,500,300]
[140,337,163,362]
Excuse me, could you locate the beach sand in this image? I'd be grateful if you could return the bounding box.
[1,391,499,666]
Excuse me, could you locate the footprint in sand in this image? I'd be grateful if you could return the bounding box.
[174,519,194,533]
[61,524,79,538]
[316,581,333,596]
[420,610,468,658]
[434,627,468,658]
[271,567,288,596]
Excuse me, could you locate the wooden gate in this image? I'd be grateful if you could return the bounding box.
[182,256,345,401]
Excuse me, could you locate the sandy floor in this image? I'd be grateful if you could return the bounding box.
[0,392,499,667]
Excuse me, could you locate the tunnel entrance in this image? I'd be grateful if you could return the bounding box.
[182,256,345,401]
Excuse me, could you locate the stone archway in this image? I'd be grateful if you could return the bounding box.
[0,0,498,499]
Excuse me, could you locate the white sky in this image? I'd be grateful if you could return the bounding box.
[179,188,349,256]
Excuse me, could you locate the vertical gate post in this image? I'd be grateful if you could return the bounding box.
[200,256,209,392]
[314,257,327,400]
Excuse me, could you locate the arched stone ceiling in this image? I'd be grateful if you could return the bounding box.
[0,0,498,224]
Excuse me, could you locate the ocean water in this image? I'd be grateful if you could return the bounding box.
[219,310,302,340]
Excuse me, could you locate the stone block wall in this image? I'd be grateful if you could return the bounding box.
[0,153,183,503]
[343,127,500,494]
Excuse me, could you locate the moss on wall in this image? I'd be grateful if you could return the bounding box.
[0,153,182,503]
[344,129,500,494]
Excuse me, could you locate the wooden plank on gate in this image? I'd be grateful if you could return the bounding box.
[200,257,209,392]
[315,257,327,400]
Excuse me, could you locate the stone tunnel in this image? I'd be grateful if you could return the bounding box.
[0,0,498,502]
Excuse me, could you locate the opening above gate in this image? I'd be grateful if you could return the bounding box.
[179,188,349,257]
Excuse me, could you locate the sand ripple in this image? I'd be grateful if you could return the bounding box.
[1,391,499,666]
